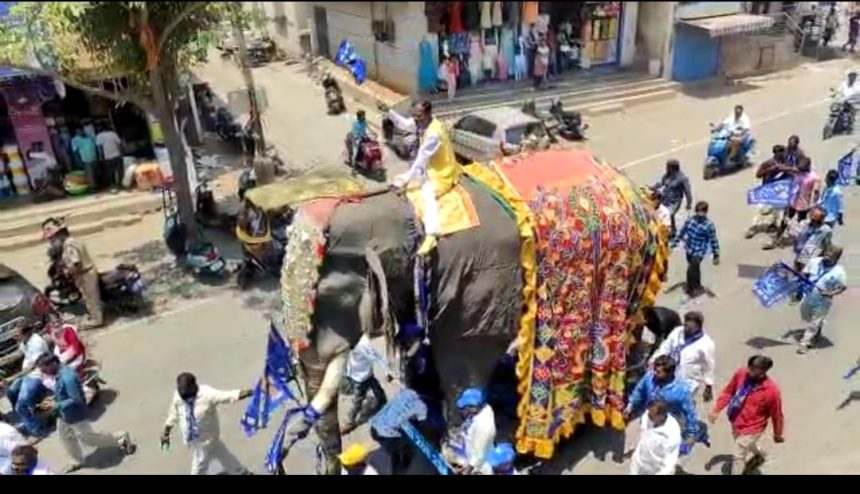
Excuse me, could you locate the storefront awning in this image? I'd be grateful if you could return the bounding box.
[679,13,774,38]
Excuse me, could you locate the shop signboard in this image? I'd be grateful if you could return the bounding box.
[675,2,744,21]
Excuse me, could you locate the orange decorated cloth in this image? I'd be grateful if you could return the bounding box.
[467,150,667,459]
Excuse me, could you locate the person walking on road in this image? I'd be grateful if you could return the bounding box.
[844,10,860,52]
[42,217,103,329]
[767,157,820,250]
[649,311,715,409]
[819,169,845,229]
[791,207,832,273]
[161,372,253,475]
[671,201,720,300]
[651,159,693,239]
[746,145,791,239]
[796,245,847,354]
[630,400,682,475]
[709,355,784,475]
[340,334,392,435]
[625,355,699,456]
[36,354,136,474]
[95,124,123,192]
[0,444,53,475]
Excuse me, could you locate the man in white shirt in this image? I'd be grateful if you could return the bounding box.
[25,141,58,187]
[649,311,716,407]
[721,104,754,162]
[836,69,860,109]
[161,372,254,475]
[95,125,123,191]
[2,319,50,437]
[341,335,392,435]
[0,444,53,475]
[0,420,26,465]
[444,388,496,474]
[630,400,682,475]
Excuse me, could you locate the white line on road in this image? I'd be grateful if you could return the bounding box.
[619,97,830,170]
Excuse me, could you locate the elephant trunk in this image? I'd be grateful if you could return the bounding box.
[300,347,348,475]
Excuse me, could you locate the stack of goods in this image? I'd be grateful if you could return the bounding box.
[63,171,90,196]
[4,144,30,197]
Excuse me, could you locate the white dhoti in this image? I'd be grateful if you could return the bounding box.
[396,171,441,238]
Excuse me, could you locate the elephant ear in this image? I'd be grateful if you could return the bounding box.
[359,247,393,340]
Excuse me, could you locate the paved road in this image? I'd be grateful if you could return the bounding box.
[13,58,860,475]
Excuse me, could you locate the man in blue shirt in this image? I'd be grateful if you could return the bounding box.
[819,169,844,229]
[36,354,135,473]
[671,201,720,299]
[70,128,98,189]
[625,355,700,453]
[348,110,372,169]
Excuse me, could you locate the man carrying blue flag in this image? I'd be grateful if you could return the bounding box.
[795,245,847,354]
[161,373,254,475]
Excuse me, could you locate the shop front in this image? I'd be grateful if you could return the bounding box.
[423,2,629,93]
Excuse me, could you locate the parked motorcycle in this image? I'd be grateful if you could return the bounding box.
[548,99,588,141]
[822,91,854,140]
[703,123,753,180]
[344,134,385,180]
[215,107,244,152]
[45,243,147,314]
[381,116,417,160]
[162,187,229,278]
[322,74,346,115]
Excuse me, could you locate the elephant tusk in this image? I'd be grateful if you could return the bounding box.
[309,352,348,414]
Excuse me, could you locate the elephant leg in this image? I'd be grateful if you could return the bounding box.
[430,336,511,440]
[299,348,343,475]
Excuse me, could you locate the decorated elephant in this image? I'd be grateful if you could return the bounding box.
[279,148,667,474]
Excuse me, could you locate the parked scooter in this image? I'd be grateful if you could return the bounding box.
[322,74,346,115]
[548,99,588,141]
[162,187,229,278]
[44,242,147,314]
[344,134,385,180]
[823,89,855,140]
[703,123,753,180]
[215,107,244,152]
[381,116,417,160]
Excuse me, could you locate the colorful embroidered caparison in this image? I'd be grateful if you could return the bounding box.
[468,150,667,459]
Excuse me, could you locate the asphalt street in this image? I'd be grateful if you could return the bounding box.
[14,58,860,475]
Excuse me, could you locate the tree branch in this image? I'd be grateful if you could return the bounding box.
[157,1,211,58]
[0,61,155,112]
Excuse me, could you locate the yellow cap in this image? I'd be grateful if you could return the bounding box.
[338,444,369,467]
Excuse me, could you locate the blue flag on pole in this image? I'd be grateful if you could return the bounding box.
[752,262,804,307]
[335,39,357,67]
[837,150,855,186]
[746,178,795,208]
[240,324,299,437]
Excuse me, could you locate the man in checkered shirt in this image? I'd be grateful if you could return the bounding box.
[671,201,721,299]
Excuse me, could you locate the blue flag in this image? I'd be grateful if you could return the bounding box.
[240,323,299,437]
[264,405,305,473]
[349,58,368,85]
[746,178,795,208]
[335,39,357,67]
[837,151,855,186]
[752,262,803,307]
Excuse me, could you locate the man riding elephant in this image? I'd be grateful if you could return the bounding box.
[278,149,667,474]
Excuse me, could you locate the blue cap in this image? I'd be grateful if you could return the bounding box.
[486,443,516,468]
[456,388,484,409]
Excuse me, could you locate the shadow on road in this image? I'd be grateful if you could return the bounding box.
[529,424,627,475]
[836,391,860,410]
[746,328,834,351]
[86,388,118,422]
[678,80,762,101]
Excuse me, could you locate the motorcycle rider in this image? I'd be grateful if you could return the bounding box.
[348,110,372,169]
[41,217,103,329]
[721,105,754,163]
[382,99,462,256]
[834,69,860,127]
[651,159,693,239]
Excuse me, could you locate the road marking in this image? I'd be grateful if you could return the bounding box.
[618,98,830,170]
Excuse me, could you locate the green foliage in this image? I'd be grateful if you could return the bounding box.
[0,1,229,104]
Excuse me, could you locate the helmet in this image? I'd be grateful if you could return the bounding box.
[486,443,516,468]
[456,388,485,409]
[338,443,369,467]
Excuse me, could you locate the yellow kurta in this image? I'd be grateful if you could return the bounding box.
[423,118,462,197]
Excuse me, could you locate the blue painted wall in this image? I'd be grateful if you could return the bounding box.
[671,25,720,82]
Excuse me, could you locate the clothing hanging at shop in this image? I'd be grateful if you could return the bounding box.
[425,2,447,33]
[522,1,539,25]
[449,2,465,34]
[480,2,493,30]
[514,34,527,80]
[418,38,438,93]
[469,34,484,83]
[482,28,499,79]
[501,27,516,78]
[503,1,520,25]
[492,2,504,26]
[463,2,481,31]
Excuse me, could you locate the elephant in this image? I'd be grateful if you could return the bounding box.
[279,149,667,474]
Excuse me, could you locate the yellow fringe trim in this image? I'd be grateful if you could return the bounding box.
[463,163,668,460]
